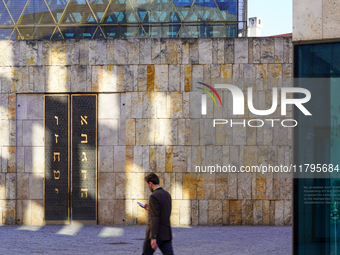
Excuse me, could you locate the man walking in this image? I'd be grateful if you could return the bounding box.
[140,173,174,255]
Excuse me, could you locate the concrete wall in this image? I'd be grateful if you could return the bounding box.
[293,0,340,41]
[0,38,293,226]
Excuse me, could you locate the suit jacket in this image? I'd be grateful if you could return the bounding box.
[145,187,172,241]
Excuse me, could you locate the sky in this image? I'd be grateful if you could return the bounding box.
[248,0,292,36]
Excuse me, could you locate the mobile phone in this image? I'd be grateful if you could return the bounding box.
[137,202,145,208]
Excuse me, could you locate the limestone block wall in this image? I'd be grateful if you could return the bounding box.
[293,0,340,41]
[0,37,293,226]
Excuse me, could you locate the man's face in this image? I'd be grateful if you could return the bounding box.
[147,182,153,192]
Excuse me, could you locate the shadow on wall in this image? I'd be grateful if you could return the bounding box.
[0,40,192,227]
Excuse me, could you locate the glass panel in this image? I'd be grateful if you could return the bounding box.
[294,42,340,255]
[101,25,118,37]
[93,26,104,38]
[4,0,27,24]
[217,0,237,21]
[0,27,13,40]
[147,0,181,23]
[100,25,138,38]
[185,0,225,22]
[45,0,68,23]
[18,26,35,39]
[135,25,148,38]
[18,0,55,25]
[88,0,110,23]
[102,0,138,24]
[220,23,237,37]
[129,0,152,22]
[173,0,194,21]
[61,0,97,24]
[51,27,63,39]
[33,26,56,39]
[60,26,97,39]
[138,24,180,38]
[0,1,13,25]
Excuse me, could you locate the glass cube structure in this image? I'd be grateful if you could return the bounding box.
[0,0,246,39]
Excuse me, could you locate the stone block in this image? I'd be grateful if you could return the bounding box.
[261,38,275,63]
[198,200,208,225]
[140,39,152,64]
[284,200,292,225]
[241,200,253,225]
[183,173,197,199]
[184,65,192,92]
[98,173,116,199]
[125,173,145,199]
[98,94,120,119]
[179,200,191,225]
[31,200,44,225]
[170,199,179,226]
[154,65,168,91]
[234,38,248,63]
[116,173,126,199]
[69,65,87,92]
[198,39,212,64]
[229,200,241,225]
[151,39,161,64]
[238,176,251,199]
[130,92,143,118]
[191,200,199,226]
[17,173,29,200]
[175,173,183,199]
[137,65,148,91]
[182,41,189,64]
[274,37,284,63]
[98,146,114,173]
[98,119,119,146]
[2,199,15,225]
[216,177,228,200]
[24,147,44,173]
[222,200,230,225]
[169,65,181,91]
[0,174,5,199]
[293,0,322,41]
[133,146,143,172]
[147,65,155,92]
[156,146,166,172]
[29,172,43,200]
[189,39,199,64]
[46,66,70,92]
[254,200,263,225]
[208,200,222,225]
[22,199,32,225]
[275,200,284,226]
[98,200,114,225]
[233,121,246,145]
[124,65,138,92]
[33,66,46,92]
[173,146,186,173]
[17,200,23,225]
[224,38,234,63]
[89,40,106,65]
[113,40,128,64]
[165,146,173,173]
[0,41,14,66]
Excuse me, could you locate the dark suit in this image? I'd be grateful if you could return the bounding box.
[143,187,173,255]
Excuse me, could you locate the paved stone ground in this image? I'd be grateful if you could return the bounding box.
[0,225,291,255]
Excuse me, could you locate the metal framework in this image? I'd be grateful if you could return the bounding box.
[0,0,247,39]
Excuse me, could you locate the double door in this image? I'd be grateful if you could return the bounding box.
[44,94,97,224]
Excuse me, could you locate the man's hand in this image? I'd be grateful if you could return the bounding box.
[144,203,149,210]
[151,239,158,250]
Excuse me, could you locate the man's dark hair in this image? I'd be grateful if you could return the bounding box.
[145,173,159,185]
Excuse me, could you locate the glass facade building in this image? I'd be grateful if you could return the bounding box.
[294,42,340,254]
[0,0,246,40]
